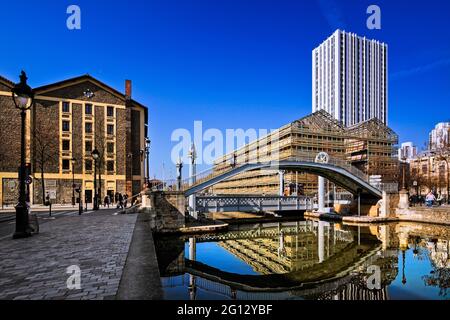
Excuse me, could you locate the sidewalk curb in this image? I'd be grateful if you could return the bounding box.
[116,211,164,300]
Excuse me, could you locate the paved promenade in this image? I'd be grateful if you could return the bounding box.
[0,210,137,300]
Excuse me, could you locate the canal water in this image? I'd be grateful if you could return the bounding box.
[154,219,450,300]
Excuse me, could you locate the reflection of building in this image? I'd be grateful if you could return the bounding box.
[398,142,417,161]
[429,122,450,151]
[427,240,450,268]
[0,74,148,205]
[212,110,398,195]
[174,222,398,301]
[312,30,388,127]
[217,222,352,275]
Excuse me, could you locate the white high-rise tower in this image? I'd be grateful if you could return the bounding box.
[312,30,388,127]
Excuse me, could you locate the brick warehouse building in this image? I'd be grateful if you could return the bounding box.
[0,74,148,206]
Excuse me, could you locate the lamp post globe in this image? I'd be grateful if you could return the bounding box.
[91,148,100,160]
[11,71,35,239]
[91,148,100,210]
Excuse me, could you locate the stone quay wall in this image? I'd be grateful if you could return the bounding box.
[143,191,186,233]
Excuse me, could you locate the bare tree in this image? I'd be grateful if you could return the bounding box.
[433,137,450,202]
[33,121,58,205]
[94,115,107,202]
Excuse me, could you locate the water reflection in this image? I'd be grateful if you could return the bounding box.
[154,220,450,300]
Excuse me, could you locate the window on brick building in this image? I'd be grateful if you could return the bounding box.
[85,122,92,134]
[107,124,114,135]
[62,121,70,132]
[62,102,70,113]
[62,159,70,170]
[62,140,70,151]
[107,106,114,117]
[85,141,92,152]
[107,142,114,154]
[85,160,93,171]
[85,104,93,115]
[107,161,114,172]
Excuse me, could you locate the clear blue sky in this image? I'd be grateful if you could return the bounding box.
[1,0,450,178]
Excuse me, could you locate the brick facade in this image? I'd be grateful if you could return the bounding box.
[0,75,148,206]
[0,96,22,172]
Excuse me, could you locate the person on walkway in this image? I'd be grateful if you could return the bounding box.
[114,192,119,205]
[123,194,128,208]
[426,192,436,207]
[437,192,443,206]
[118,193,124,209]
[104,195,110,208]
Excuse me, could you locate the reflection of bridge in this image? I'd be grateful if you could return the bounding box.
[163,244,396,300]
[184,221,354,243]
[158,220,399,300]
[164,272,390,300]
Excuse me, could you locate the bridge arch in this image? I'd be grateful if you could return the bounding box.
[184,161,382,199]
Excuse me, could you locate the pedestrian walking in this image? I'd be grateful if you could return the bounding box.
[104,195,110,208]
[118,193,124,209]
[123,194,128,208]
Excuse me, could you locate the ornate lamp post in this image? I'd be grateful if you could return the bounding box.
[91,148,100,210]
[71,157,77,206]
[145,137,151,187]
[11,71,35,239]
[176,157,183,191]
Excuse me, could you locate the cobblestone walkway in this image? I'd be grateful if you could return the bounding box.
[0,211,137,300]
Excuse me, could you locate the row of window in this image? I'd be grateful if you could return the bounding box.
[62,159,115,172]
[62,120,115,135]
[62,102,115,117]
[62,140,115,154]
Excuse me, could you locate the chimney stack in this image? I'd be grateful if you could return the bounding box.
[125,80,132,100]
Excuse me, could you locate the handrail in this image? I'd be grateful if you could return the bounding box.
[151,154,371,192]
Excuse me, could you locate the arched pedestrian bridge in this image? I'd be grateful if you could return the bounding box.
[184,159,382,200]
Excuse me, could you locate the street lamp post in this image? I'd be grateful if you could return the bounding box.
[127,152,133,195]
[91,148,100,210]
[145,137,151,187]
[401,156,408,191]
[11,71,35,239]
[71,157,76,206]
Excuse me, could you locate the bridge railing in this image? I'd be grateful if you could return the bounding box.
[196,195,317,213]
[151,154,371,192]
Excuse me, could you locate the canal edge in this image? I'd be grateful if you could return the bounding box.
[116,211,164,300]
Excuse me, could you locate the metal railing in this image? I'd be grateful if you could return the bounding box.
[151,154,371,193]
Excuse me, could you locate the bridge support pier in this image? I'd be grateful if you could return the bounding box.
[279,170,285,196]
[188,195,197,219]
[318,221,326,263]
[317,176,330,213]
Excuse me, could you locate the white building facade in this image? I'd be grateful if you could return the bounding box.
[429,122,450,151]
[398,142,418,161]
[312,30,388,127]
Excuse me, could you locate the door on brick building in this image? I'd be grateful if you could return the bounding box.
[85,190,93,204]
[107,190,114,203]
